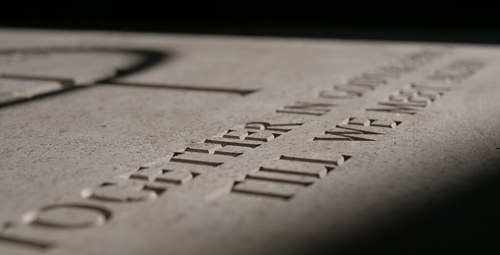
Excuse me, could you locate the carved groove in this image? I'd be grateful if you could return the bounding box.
[230,155,351,200]
[204,139,261,148]
[246,174,314,186]
[259,167,322,178]
[279,155,345,166]
[0,73,74,86]
[314,118,401,141]
[23,203,112,229]
[276,102,334,116]
[275,109,325,116]
[169,157,223,167]
[0,234,55,250]
[315,126,382,141]
[230,188,294,200]
[105,81,258,96]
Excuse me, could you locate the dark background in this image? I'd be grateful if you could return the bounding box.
[1,0,499,44]
[2,0,500,253]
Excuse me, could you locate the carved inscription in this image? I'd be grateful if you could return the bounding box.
[205,122,302,148]
[427,59,485,81]
[277,49,444,115]
[314,117,401,141]
[366,84,450,114]
[22,204,112,229]
[222,58,485,205]
[0,77,67,105]
[0,120,302,250]
[0,48,454,251]
[367,59,485,114]
[0,47,261,108]
[276,102,336,116]
[317,50,444,100]
[81,179,168,203]
[0,203,111,250]
[82,121,304,204]
[231,155,350,200]
[0,222,55,250]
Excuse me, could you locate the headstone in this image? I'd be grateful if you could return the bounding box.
[0,29,499,255]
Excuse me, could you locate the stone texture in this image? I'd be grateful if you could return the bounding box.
[0,29,499,255]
